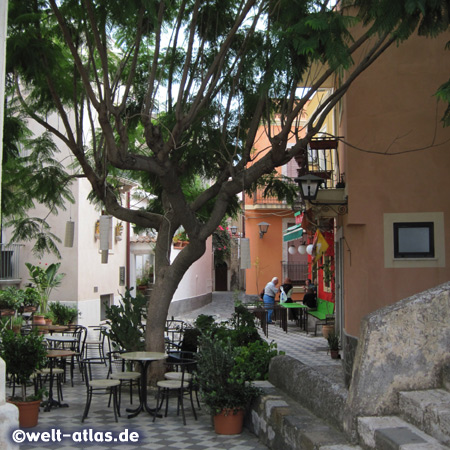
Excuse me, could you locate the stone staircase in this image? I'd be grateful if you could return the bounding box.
[247,355,363,449]
[356,363,450,449]
[248,356,450,449]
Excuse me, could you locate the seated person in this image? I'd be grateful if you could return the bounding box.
[303,288,317,309]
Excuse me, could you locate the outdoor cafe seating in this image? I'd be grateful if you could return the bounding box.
[81,357,121,423]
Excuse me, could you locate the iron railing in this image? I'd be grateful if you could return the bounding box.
[250,178,298,206]
[281,261,308,285]
[0,243,22,280]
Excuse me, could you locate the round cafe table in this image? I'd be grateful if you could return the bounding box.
[119,351,167,418]
[41,349,77,412]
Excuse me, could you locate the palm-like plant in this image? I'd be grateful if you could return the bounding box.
[25,262,65,314]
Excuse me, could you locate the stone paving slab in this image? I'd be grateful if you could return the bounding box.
[357,416,447,450]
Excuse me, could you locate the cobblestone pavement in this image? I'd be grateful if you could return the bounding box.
[8,291,343,449]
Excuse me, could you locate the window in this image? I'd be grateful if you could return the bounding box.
[393,222,434,258]
[384,212,445,269]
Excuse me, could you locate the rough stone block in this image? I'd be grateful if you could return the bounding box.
[399,389,450,446]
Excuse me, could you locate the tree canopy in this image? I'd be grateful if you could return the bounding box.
[5,0,450,362]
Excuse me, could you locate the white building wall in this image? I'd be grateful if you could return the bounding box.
[169,237,214,313]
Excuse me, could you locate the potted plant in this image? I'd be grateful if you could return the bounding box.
[21,287,41,312]
[0,329,47,427]
[25,262,65,314]
[173,230,189,248]
[327,330,340,359]
[195,333,261,435]
[44,311,54,326]
[11,316,24,334]
[48,302,79,325]
[0,287,22,316]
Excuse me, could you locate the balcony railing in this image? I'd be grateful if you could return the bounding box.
[281,261,308,285]
[297,138,342,189]
[249,178,298,206]
[0,243,22,281]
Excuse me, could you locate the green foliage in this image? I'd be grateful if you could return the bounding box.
[2,119,75,258]
[23,287,41,308]
[102,289,147,352]
[194,314,217,334]
[353,0,450,40]
[48,302,79,325]
[326,330,340,351]
[0,287,24,310]
[195,333,262,415]
[0,329,47,401]
[212,225,232,266]
[233,340,282,381]
[436,78,450,126]
[25,262,65,313]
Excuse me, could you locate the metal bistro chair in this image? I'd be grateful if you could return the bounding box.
[153,354,197,425]
[84,326,109,365]
[107,350,141,408]
[164,318,185,353]
[81,358,121,423]
[165,350,201,410]
[63,325,87,386]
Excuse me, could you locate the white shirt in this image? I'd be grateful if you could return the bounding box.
[264,281,278,298]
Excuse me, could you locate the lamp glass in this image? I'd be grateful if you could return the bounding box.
[258,222,270,234]
[298,244,306,255]
[295,174,324,201]
[288,245,296,255]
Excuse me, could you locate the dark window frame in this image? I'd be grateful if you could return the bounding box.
[393,222,435,259]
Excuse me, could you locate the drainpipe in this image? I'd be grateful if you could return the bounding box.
[126,191,130,288]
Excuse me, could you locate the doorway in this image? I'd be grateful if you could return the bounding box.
[215,262,228,291]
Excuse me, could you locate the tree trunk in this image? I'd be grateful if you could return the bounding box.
[144,236,206,385]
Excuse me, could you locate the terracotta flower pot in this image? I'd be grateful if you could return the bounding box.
[213,408,244,435]
[8,399,41,428]
[330,349,340,359]
[32,315,45,326]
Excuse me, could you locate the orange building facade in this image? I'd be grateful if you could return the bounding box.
[244,27,450,380]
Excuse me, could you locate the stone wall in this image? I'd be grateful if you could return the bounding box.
[167,292,212,317]
[344,282,450,435]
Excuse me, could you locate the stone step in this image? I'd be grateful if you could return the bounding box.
[398,388,450,446]
[248,381,361,450]
[357,416,447,449]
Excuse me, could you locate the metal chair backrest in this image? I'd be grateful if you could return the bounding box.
[72,325,87,356]
[107,350,126,377]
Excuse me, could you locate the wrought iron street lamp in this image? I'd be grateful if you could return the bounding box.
[258,222,270,239]
[295,174,324,202]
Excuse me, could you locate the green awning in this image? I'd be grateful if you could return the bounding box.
[283,224,304,242]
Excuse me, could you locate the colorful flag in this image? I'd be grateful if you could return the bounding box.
[313,230,329,263]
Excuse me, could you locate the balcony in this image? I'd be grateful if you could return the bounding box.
[247,178,298,208]
[0,243,23,285]
[281,261,308,285]
[296,138,342,189]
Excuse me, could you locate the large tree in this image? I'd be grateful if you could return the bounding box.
[6,0,449,377]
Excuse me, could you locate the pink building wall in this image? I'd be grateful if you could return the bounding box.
[341,31,450,338]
